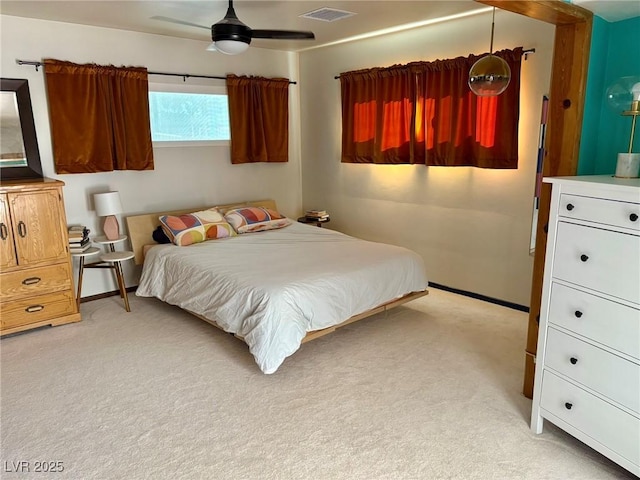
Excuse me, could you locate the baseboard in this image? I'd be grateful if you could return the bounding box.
[428,282,529,312]
[80,286,137,304]
[82,283,529,313]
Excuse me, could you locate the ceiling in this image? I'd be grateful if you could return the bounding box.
[0,1,637,52]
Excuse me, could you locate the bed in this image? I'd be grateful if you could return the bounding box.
[127,200,428,374]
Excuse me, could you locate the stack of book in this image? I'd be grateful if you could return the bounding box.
[68,225,91,253]
[305,209,330,221]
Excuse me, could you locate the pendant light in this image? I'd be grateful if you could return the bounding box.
[468,7,511,97]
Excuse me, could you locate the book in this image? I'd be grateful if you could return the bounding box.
[69,237,90,246]
[68,225,90,241]
[305,210,327,217]
[69,242,92,253]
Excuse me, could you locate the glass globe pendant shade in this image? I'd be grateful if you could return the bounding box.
[469,55,511,96]
[606,75,640,114]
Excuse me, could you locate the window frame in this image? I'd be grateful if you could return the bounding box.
[148,82,230,148]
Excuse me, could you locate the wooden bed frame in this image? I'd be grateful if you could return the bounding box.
[125,199,428,344]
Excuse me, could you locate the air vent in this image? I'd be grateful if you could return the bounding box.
[300,7,356,22]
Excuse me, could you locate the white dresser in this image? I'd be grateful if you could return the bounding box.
[531,175,640,476]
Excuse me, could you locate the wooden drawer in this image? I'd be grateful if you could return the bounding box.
[0,291,76,330]
[0,262,72,301]
[559,194,640,231]
[545,327,640,413]
[549,282,640,360]
[540,371,640,467]
[552,221,640,304]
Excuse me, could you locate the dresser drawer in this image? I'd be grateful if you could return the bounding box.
[549,283,640,360]
[552,221,640,304]
[540,371,640,466]
[545,327,640,413]
[0,291,76,330]
[559,194,640,231]
[0,262,72,301]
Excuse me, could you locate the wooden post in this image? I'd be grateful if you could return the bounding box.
[475,0,593,398]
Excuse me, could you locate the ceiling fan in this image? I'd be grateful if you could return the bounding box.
[153,0,315,55]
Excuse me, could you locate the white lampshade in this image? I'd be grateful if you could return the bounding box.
[214,40,250,55]
[94,191,123,217]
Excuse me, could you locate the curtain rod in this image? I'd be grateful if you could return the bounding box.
[332,48,535,79]
[15,59,298,85]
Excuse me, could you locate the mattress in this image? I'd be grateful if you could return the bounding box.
[136,221,428,373]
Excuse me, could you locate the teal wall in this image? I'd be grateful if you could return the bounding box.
[578,16,640,175]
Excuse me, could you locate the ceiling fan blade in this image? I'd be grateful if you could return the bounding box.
[151,15,210,31]
[251,29,315,40]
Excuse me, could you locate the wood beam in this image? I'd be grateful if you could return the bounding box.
[477,0,592,25]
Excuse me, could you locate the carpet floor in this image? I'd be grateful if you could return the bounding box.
[0,288,635,480]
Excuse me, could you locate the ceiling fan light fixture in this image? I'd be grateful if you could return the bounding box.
[214,39,250,55]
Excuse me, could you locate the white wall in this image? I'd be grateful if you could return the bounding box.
[298,10,555,306]
[1,15,302,297]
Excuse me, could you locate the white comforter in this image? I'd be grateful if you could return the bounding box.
[136,222,428,373]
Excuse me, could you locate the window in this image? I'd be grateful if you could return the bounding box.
[148,83,230,146]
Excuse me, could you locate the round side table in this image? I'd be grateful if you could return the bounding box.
[99,251,136,312]
[71,246,101,309]
[297,217,330,228]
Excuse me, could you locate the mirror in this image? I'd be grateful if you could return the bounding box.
[0,78,43,180]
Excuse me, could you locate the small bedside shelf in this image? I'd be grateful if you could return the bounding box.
[297,216,330,227]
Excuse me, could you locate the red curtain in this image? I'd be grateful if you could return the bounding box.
[226,74,290,164]
[44,59,154,173]
[340,65,423,164]
[340,47,523,168]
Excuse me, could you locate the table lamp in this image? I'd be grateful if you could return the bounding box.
[94,191,123,240]
[606,75,640,178]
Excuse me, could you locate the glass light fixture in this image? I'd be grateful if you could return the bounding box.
[213,40,250,55]
[468,7,511,97]
[606,75,640,178]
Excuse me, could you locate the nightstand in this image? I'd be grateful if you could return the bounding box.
[71,246,101,310]
[297,216,330,227]
[83,235,135,312]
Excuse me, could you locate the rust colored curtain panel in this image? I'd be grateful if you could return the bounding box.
[110,67,154,171]
[420,48,523,168]
[340,65,423,164]
[226,75,289,164]
[44,59,154,173]
[339,47,522,168]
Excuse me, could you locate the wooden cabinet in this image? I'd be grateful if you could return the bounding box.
[0,178,80,335]
[531,175,640,476]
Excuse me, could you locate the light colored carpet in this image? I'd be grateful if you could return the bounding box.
[0,289,635,480]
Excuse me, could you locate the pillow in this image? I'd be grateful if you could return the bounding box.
[159,208,236,246]
[224,207,291,234]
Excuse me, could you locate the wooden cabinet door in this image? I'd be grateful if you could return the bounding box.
[9,189,68,267]
[0,194,17,270]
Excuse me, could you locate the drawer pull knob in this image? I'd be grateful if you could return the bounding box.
[0,223,7,240]
[566,203,575,211]
[22,277,41,286]
[565,402,573,410]
[17,220,27,238]
[25,305,44,313]
[574,310,583,318]
[630,213,639,222]
[570,357,578,365]
[580,254,589,262]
